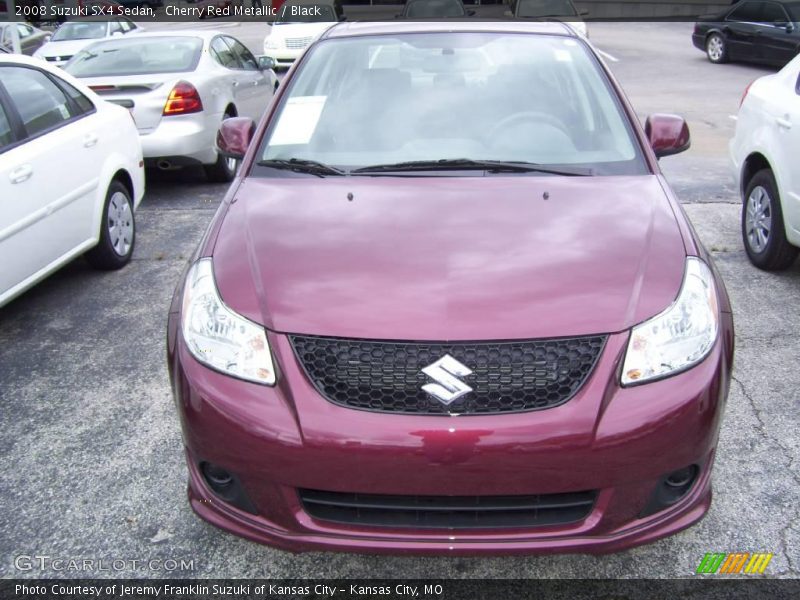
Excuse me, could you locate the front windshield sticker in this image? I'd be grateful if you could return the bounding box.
[270,95,327,146]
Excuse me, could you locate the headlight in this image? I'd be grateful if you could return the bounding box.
[264,38,281,50]
[181,258,276,385]
[621,257,719,386]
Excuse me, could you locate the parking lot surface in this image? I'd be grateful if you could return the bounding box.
[1,21,799,578]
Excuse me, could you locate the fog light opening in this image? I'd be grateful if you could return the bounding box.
[202,463,233,488]
[665,466,696,488]
[640,464,700,518]
[198,461,258,515]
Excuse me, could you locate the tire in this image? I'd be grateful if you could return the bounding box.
[204,113,239,183]
[85,181,135,270]
[741,169,798,271]
[706,33,728,64]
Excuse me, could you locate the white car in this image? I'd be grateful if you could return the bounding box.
[730,53,800,271]
[263,0,341,69]
[33,17,141,67]
[64,31,278,182]
[0,55,144,308]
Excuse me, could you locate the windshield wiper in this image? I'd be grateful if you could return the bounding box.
[351,158,592,176]
[257,158,346,177]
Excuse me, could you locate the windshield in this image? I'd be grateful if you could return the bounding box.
[405,0,466,18]
[258,33,646,176]
[517,0,577,18]
[65,37,203,77]
[276,4,337,23]
[51,22,107,42]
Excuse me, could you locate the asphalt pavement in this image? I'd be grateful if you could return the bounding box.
[0,22,798,579]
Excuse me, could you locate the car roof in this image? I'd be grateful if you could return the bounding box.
[322,20,576,39]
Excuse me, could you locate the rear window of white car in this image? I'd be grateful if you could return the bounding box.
[65,37,204,77]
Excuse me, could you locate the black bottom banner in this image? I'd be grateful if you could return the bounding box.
[2,579,799,600]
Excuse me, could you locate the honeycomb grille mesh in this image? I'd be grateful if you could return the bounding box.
[289,335,607,415]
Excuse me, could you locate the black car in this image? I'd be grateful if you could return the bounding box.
[692,0,800,66]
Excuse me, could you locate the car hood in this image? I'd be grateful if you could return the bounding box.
[212,175,687,341]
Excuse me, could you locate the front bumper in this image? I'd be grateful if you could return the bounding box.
[168,318,733,555]
[262,48,303,68]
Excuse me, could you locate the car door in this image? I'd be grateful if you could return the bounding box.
[222,36,272,121]
[0,64,101,300]
[773,66,800,239]
[723,1,765,60]
[754,2,798,65]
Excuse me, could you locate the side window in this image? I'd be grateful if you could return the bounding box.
[210,37,239,69]
[727,2,763,22]
[761,2,790,23]
[0,101,14,152]
[59,80,95,115]
[226,37,258,70]
[0,67,81,139]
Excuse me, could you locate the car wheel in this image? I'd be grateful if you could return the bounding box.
[706,33,728,64]
[741,169,798,271]
[85,180,135,270]
[204,113,238,183]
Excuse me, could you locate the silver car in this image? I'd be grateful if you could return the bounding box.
[64,31,278,182]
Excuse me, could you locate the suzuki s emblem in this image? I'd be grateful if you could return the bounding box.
[421,354,473,406]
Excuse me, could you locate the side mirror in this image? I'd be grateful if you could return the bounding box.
[783,22,795,32]
[217,117,256,160]
[504,10,513,17]
[467,9,476,16]
[257,55,276,71]
[579,9,590,16]
[43,34,52,43]
[111,31,123,37]
[644,114,690,158]
[339,15,347,21]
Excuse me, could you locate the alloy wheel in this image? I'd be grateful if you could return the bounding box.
[107,191,133,257]
[745,185,772,253]
[707,36,723,61]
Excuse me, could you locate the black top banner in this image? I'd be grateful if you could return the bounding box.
[1,1,750,24]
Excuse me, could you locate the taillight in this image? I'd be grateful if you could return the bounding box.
[163,81,203,116]
[739,80,755,108]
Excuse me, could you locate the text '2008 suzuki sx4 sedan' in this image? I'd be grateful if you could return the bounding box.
[166,21,734,555]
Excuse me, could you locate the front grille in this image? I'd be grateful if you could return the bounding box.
[299,489,597,529]
[289,335,606,415]
[285,36,312,49]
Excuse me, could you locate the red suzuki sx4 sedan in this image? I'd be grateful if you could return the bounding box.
[166,21,734,555]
